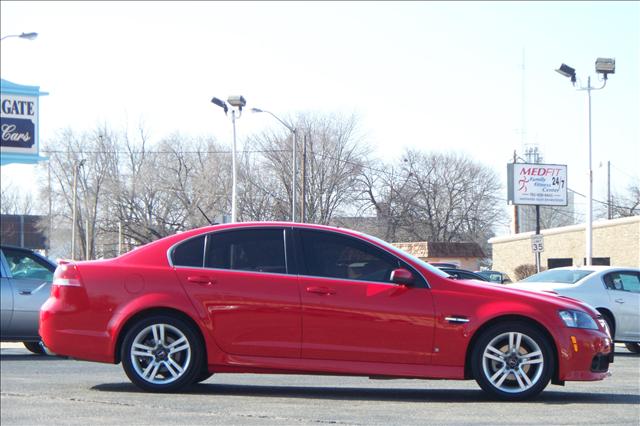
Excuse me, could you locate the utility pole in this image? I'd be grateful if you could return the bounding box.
[301,133,307,223]
[71,159,85,260]
[607,160,612,220]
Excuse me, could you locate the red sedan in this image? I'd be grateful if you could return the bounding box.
[40,223,612,400]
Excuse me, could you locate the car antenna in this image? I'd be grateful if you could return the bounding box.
[196,205,215,225]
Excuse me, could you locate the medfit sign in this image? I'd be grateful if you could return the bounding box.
[507,163,568,206]
[0,79,48,166]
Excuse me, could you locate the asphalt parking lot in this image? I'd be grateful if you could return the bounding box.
[1,343,639,425]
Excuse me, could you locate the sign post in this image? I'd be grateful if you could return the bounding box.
[508,162,567,273]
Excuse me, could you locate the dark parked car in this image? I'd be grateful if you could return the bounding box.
[476,270,512,284]
[428,262,459,269]
[1,245,55,354]
[440,268,491,282]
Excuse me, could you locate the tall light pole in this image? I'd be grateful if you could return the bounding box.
[71,159,85,260]
[556,58,615,266]
[0,32,38,42]
[251,108,297,222]
[211,95,246,223]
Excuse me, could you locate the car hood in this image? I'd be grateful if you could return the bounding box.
[455,279,599,317]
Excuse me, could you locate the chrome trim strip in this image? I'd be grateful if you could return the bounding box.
[445,316,470,323]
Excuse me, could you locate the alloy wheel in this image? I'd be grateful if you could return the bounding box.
[129,323,192,385]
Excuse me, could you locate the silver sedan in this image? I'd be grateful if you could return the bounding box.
[0,245,55,354]
[509,266,640,353]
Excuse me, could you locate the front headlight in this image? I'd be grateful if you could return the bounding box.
[558,310,599,330]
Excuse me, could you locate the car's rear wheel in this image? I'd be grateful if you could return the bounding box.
[194,370,214,384]
[624,343,640,354]
[23,341,47,355]
[472,322,553,400]
[121,315,204,392]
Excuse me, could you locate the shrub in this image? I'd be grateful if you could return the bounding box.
[514,264,540,281]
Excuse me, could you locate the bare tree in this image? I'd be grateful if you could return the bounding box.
[611,182,640,218]
[356,149,507,253]
[1,182,33,215]
[39,126,117,259]
[246,112,370,224]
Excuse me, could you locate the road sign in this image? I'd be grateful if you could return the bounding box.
[531,234,544,253]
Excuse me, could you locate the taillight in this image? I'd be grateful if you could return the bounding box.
[52,262,82,288]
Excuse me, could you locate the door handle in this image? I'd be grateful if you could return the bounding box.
[614,298,624,304]
[187,276,216,286]
[19,290,32,295]
[306,286,336,295]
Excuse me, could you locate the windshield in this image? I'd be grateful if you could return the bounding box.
[520,269,594,284]
[363,234,451,278]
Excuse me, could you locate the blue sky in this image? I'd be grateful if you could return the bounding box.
[1,1,638,234]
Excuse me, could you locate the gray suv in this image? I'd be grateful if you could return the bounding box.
[0,246,56,354]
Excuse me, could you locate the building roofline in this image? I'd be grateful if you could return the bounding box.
[489,215,639,244]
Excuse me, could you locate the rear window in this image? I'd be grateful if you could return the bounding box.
[171,235,206,267]
[520,269,594,284]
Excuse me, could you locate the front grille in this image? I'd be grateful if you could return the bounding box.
[591,353,610,372]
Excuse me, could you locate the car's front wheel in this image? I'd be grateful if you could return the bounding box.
[121,315,204,392]
[472,322,553,400]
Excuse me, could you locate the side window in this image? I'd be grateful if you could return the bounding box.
[604,271,640,294]
[300,230,398,283]
[205,229,286,274]
[2,248,54,281]
[172,235,206,267]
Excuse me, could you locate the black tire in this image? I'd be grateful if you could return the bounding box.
[194,371,214,384]
[624,343,640,354]
[23,341,47,355]
[471,322,554,401]
[121,315,204,392]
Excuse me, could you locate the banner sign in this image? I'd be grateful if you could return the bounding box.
[0,79,48,166]
[507,163,568,206]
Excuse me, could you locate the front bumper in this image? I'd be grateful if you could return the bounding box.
[557,327,612,382]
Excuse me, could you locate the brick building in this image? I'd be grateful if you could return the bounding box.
[0,214,48,250]
[489,216,640,280]
[392,241,485,270]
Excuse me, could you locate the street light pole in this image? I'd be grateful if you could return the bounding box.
[586,76,593,266]
[212,96,245,223]
[0,32,38,42]
[231,108,238,223]
[556,58,614,266]
[251,108,297,222]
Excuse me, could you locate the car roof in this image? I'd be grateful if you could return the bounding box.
[545,266,639,272]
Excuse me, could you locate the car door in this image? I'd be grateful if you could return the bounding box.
[297,229,435,365]
[174,228,302,358]
[0,252,15,337]
[603,270,640,341]
[1,248,54,339]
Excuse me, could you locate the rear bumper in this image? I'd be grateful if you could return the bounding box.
[557,327,612,382]
[40,297,115,363]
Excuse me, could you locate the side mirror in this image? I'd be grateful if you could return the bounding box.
[390,268,414,285]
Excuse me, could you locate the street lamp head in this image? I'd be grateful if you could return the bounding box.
[251,107,264,113]
[595,57,615,78]
[555,63,577,84]
[227,96,246,111]
[20,32,38,40]
[211,97,228,114]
